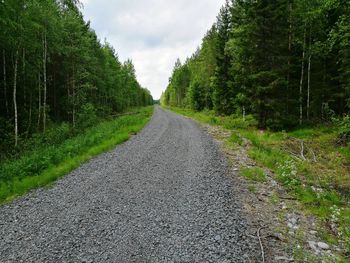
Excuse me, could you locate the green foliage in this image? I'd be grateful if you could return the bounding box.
[241,167,267,182]
[222,115,258,130]
[161,0,350,130]
[0,107,153,203]
[333,115,350,137]
[0,0,153,158]
[77,103,97,130]
[229,133,243,145]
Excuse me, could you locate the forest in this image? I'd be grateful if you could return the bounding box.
[161,0,350,130]
[162,1,350,258]
[0,0,153,159]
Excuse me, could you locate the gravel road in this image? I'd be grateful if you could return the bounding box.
[0,107,259,262]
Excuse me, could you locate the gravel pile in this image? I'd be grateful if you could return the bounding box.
[0,107,259,262]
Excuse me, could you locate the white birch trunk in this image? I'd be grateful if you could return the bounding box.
[3,49,8,116]
[242,106,246,121]
[307,26,312,121]
[43,32,47,133]
[307,54,311,121]
[299,24,307,125]
[13,49,19,147]
[37,72,41,129]
[23,48,26,103]
[72,64,76,128]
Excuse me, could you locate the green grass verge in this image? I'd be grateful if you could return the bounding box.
[241,167,267,182]
[0,106,154,203]
[165,106,350,258]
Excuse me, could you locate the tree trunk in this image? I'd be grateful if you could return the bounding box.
[242,106,246,121]
[299,24,307,126]
[307,55,311,121]
[13,49,19,147]
[286,1,293,114]
[43,32,47,133]
[37,72,41,129]
[307,26,312,121]
[72,87,75,127]
[72,64,76,128]
[3,49,8,116]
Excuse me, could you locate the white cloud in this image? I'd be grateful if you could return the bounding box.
[80,0,225,99]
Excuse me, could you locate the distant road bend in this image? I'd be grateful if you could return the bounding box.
[0,107,258,262]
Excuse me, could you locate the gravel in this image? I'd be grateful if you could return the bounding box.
[0,107,259,262]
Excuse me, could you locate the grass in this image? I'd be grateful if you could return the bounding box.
[165,106,350,258]
[241,167,267,182]
[0,106,154,203]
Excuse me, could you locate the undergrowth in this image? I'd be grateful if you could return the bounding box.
[166,106,350,259]
[0,106,154,203]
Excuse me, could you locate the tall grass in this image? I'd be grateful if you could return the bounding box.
[0,106,154,203]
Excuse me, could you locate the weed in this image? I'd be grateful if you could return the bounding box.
[270,191,280,205]
[229,133,243,145]
[241,167,267,182]
[248,184,257,193]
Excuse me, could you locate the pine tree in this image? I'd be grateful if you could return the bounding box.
[212,0,233,115]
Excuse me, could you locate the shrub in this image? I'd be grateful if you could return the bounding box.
[229,133,243,145]
[333,115,350,136]
[78,103,98,130]
[222,114,258,129]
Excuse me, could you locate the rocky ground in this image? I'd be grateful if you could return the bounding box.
[0,107,260,263]
[204,123,339,262]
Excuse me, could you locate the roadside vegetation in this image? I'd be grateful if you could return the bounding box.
[161,1,350,260]
[0,0,153,155]
[0,106,154,203]
[161,1,350,131]
[0,1,155,202]
[166,106,350,261]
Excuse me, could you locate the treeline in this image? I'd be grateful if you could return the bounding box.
[161,0,350,129]
[0,0,153,151]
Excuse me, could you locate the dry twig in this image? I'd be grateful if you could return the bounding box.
[300,140,306,160]
[310,148,317,162]
[257,226,268,263]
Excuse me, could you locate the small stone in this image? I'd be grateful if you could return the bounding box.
[289,218,297,225]
[317,242,329,250]
[214,235,221,241]
[308,241,318,251]
[287,222,298,230]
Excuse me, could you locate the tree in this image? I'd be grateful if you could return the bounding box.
[212,1,232,115]
[0,0,153,155]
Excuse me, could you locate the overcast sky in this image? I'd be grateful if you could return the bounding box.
[80,0,225,99]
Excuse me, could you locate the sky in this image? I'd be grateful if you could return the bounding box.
[80,0,225,100]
